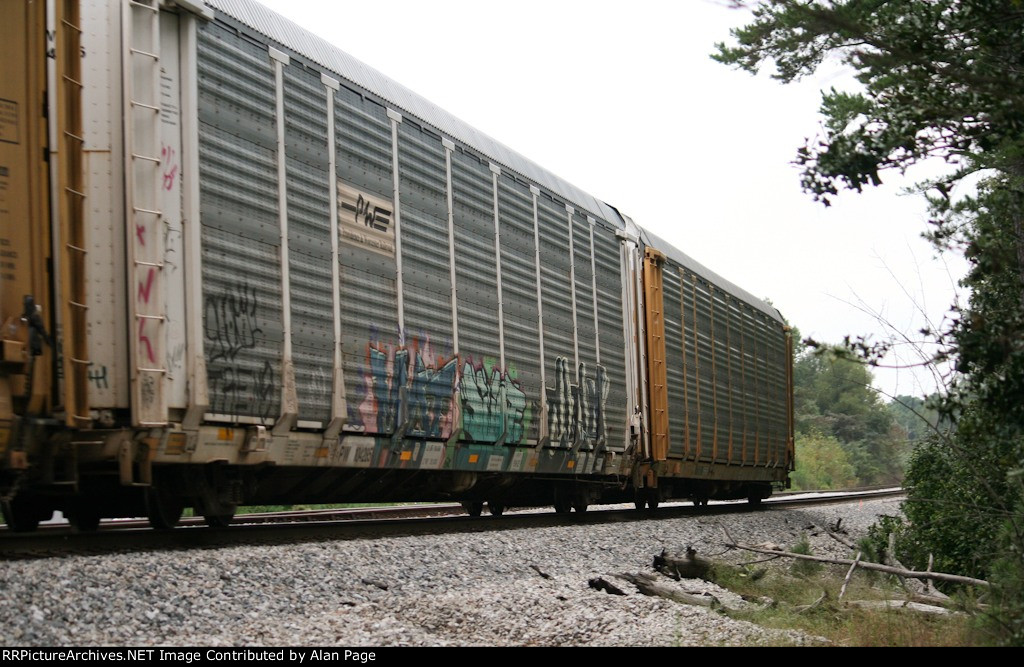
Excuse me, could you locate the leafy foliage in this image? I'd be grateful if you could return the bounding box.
[887,394,944,446]
[792,336,905,485]
[791,430,858,490]
[713,0,1024,206]
[716,0,1024,644]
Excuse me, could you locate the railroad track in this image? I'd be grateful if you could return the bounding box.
[0,487,903,560]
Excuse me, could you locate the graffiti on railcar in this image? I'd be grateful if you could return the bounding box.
[161,143,179,192]
[459,358,530,444]
[204,282,276,422]
[549,357,609,449]
[205,282,261,363]
[353,336,458,438]
[86,363,109,389]
[349,331,536,445]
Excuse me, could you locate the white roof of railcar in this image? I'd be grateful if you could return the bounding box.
[202,0,783,324]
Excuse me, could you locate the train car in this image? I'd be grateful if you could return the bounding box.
[0,0,793,531]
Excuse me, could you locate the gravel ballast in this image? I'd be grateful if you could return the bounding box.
[0,497,901,646]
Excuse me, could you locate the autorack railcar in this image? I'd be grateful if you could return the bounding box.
[0,0,793,531]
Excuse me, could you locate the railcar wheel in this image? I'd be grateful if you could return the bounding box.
[203,512,234,528]
[747,494,763,507]
[1,499,49,533]
[553,499,571,514]
[635,497,659,510]
[571,501,588,513]
[67,506,102,533]
[487,502,505,517]
[146,487,185,530]
[462,501,484,517]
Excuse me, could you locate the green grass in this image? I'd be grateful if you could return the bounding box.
[708,562,984,646]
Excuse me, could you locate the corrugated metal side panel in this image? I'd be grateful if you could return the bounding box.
[766,312,789,466]
[398,122,452,348]
[397,121,458,440]
[750,308,771,464]
[726,297,746,464]
[679,270,700,460]
[740,305,760,464]
[335,87,392,198]
[571,212,597,374]
[204,0,624,226]
[663,265,686,459]
[711,286,733,464]
[536,196,574,448]
[592,224,627,451]
[334,90,398,435]
[497,174,542,444]
[675,266,792,468]
[283,63,332,424]
[575,213,609,450]
[451,150,501,443]
[692,275,715,462]
[197,23,282,424]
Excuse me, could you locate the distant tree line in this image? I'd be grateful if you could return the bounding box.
[789,330,930,491]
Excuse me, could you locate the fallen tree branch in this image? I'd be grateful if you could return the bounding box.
[588,577,626,596]
[721,538,990,588]
[795,591,827,613]
[846,600,960,616]
[887,532,928,597]
[653,547,714,581]
[923,554,950,600]
[616,572,720,608]
[838,551,862,602]
[826,526,857,550]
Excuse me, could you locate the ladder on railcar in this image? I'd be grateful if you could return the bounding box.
[123,0,168,428]
[56,0,90,428]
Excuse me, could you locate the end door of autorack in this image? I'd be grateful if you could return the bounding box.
[1,1,88,516]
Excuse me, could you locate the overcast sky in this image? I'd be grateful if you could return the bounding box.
[253,0,966,400]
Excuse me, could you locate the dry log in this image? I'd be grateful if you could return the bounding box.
[617,572,720,608]
[720,529,990,588]
[653,547,714,581]
[588,577,627,596]
[846,600,959,616]
[826,526,857,550]
[838,551,862,602]
[903,592,968,609]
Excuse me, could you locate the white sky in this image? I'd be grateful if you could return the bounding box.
[254,0,966,400]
